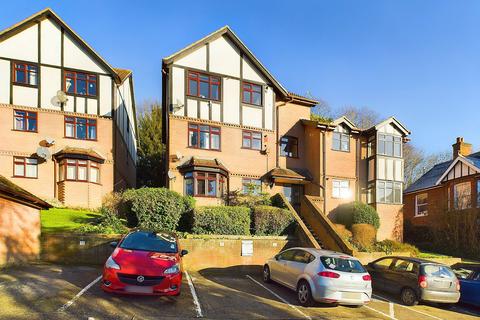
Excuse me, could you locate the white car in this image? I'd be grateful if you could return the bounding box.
[263,248,372,306]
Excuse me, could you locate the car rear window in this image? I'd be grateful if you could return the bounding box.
[120,232,178,253]
[320,256,366,273]
[422,264,455,278]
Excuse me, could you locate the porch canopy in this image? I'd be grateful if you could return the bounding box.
[265,167,311,185]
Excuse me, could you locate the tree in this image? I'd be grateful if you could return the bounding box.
[336,105,381,129]
[136,101,164,187]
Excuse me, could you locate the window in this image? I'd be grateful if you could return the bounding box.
[392,260,418,273]
[14,110,37,132]
[332,180,350,199]
[293,250,315,264]
[477,180,480,208]
[187,71,220,100]
[378,134,402,157]
[90,162,100,183]
[320,256,366,273]
[184,171,226,198]
[64,71,97,97]
[280,136,298,158]
[242,130,262,150]
[373,258,394,270]
[278,250,296,261]
[65,117,97,140]
[242,82,262,106]
[332,125,350,152]
[65,159,88,181]
[188,123,220,150]
[415,193,428,216]
[377,181,402,204]
[13,62,38,86]
[13,157,37,178]
[454,181,471,210]
[242,178,262,195]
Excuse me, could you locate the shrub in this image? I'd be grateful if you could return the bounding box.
[334,224,353,241]
[270,194,288,209]
[374,239,420,256]
[123,188,193,232]
[226,190,271,208]
[101,192,125,217]
[351,223,376,250]
[334,201,380,230]
[192,206,250,235]
[253,205,295,236]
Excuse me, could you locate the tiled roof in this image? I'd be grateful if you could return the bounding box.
[267,167,312,181]
[113,68,132,83]
[178,157,229,173]
[0,175,51,209]
[405,152,480,194]
[54,147,105,161]
[287,92,319,105]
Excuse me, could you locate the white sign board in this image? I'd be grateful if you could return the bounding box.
[241,240,253,257]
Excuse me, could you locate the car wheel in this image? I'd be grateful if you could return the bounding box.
[400,288,418,306]
[297,280,313,307]
[263,265,271,283]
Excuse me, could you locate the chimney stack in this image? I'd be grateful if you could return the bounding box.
[452,137,472,158]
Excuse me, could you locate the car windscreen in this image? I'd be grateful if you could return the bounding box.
[422,264,455,278]
[320,256,366,273]
[120,232,178,253]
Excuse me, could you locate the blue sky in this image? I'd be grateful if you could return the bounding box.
[1,0,479,153]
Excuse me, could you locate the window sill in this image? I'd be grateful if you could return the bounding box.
[185,94,221,103]
[12,129,38,133]
[241,102,263,109]
[65,92,98,99]
[331,148,350,153]
[64,136,98,142]
[12,175,38,179]
[187,146,221,152]
[241,147,262,151]
[413,214,428,218]
[13,82,38,89]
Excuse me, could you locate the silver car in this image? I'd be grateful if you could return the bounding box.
[263,248,372,307]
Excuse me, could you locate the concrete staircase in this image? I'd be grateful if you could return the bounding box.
[277,193,354,255]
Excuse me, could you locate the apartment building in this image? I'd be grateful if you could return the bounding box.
[0,8,137,208]
[404,138,480,229]
[162,26,410,240]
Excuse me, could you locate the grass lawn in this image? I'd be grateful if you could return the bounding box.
[417,251,452,259]
[41,208,101,233]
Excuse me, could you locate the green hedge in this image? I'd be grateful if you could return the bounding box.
[123,188,195,232]
[253,205,294,236]
[334,201,380,229]
[192,206,250,235]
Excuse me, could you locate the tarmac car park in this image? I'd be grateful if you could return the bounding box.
[1,263,479,320]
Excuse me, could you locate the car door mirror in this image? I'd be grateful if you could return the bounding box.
[180,249,189,257]
[367,262,374,269]
[274,254,280,261]
[109,241,118,248]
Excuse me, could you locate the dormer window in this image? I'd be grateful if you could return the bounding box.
[13,62,38,86]
[64,71,97,97]
[332,125,350,152]
[187,71,220,101]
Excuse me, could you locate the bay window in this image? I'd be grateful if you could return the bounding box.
[60,159,101,183]
[378,134,402,157]
[377,181,402,204]
[188,123,220,150]
[184,171,226,197]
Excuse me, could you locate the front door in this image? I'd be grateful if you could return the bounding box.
[283,184,303,212]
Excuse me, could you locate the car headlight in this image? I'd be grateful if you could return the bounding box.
[105,256,121,270]
[164,264,180,275]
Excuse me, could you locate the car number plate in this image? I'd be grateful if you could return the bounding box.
[342,292,361,300]
[125,286,153,294]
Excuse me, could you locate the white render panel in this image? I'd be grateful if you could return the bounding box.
[378,122,402,136]
[242,56,266,83]
[99,75,111,116]
[242,106,262,128]
[454,162,461,178]
[209,36,240,77]
[172,67,185,116]
[264,87,274,130]
[211,102,221,122]
[222,78,240,124]
[63,33,105,73]
[40,19,61,65]
[377,157,385,180]
[447,169,454,181]
[386,158,394,180]
[199,101,209,120]
[0,24,38,62]
[12,86,37,107]
[64,94,74,112]
[462,163,470,177]
[186,99,197,118]
[0,60,10,103]
[40,66,61,110]
[175,45,207,70]
[76,97,86,114]
[87,98,97,115]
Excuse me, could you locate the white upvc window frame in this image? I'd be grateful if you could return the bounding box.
[414,193,428,217]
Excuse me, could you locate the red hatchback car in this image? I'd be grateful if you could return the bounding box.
[102,230,188,296]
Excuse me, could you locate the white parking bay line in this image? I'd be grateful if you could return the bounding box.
[185,271,203,318]
[246,275,312,320]
[373,293,446,320]
[57,275,102,312]
[364,305,398,320]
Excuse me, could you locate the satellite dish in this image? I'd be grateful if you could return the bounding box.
[167,170,175,180]
[175,151,183,160]
[56,90,68,103]
[172,99,184,112]
[36,147,51,160]
[45,137,55,146]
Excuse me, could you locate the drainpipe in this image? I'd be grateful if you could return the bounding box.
[322,131,327,214]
